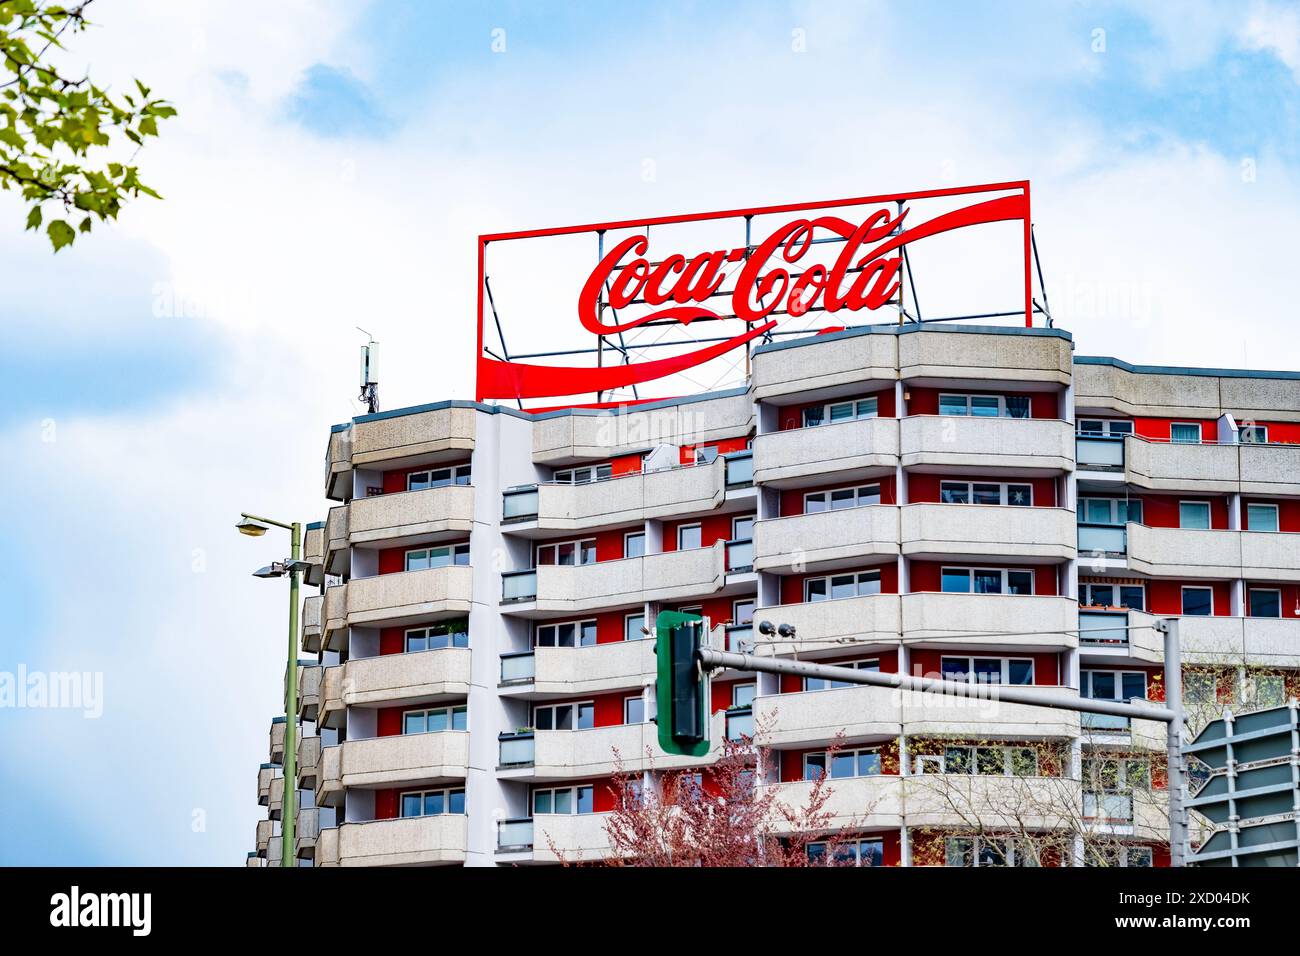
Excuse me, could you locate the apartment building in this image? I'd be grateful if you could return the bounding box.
[246,323,1300,867]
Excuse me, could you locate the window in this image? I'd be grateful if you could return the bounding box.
[938,393,1030,418]
[807,838,884,867]
[1244,673,1286,708]
[1079,582,1145,611]
[1170,422,1202,444]
[940,656,1034,686]
[802,396,878,427]
[940,567,1034,595]
[926,745,1038,776]
[805,484,881,512]
[1181,586,1214,616]
[677,524,702,550]
[1239,425,1269,444]
[405,543,470,571]
[403,705,467,734]
[553,464,612,484]
[1184,670,1218,705]
[1247,503,1280,532]
[804,747,882,780]
[535,620,598,649]
[804,569,882,602]
[404,619,469,652]
[623,695,645,724]
[694,445,720,464]
[624,532,646,558]
[732,599,755,626]
[1179,501,1211,530]
[532,785,595,815]
[624,612,646,641]
[939,481,1033,506]
[400,788,466,817]
[945,837,1029,867]
[533,701,594,731]
[804,659,880,691]
[535,538,597,567]
[407,464,471,491]
[1077,419,1134,437]
[1248,588,1282,619]
[1083,756,1149,821]
[1081,670,1147,704]
[1080,497,1142,525]
[732,514,755,540]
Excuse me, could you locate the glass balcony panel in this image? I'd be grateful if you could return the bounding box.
[498,818,534,850]
[502,570,538,601]
[499,734,536,766]
[500,652,536,683]
[503,487,540,520]
[1079,612,1128,646]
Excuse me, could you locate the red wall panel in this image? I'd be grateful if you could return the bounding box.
[909,649,1060,685]
[661,512,749,551]
[779,476,897,516]
[780,561,898,605]
[1137,494,1229,530]
[777,650,899,693]
[677,435,751,465]
[905,387,1058,419]
[1146,580,1232,616]
[908,560,1058,596]
[778,387,895,430]
[1132,418,1219,442]
[906,474,1056,507]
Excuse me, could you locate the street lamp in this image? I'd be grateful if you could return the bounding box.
[237,511,302,868]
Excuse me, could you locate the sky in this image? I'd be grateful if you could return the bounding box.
[2,0,1300,865]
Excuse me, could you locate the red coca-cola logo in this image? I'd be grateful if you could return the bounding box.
[476,185,1030,403]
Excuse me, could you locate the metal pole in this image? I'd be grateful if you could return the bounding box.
[1159,617,1188,867]
[281,521,301,867]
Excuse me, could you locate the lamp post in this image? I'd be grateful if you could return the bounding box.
[237,512,302,868]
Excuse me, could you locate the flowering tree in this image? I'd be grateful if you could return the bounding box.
[564,732,865,867]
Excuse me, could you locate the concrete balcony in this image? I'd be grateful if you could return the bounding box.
[297,736,320,790]
[754,686,902,748]
[257,764,274,806]
[345,485,475,549]
[532,391,751,465]
[341,647,472,709]
[269,717,285,763]
[1124,438,1241,493]
[502,639,655,697]
[245,853,264,868]
[899,416,1074,474]
[325,426,351,500]
[754,506,899,573]
[268,775,284,820]
[298,664,321,723]
[317,744,342,809]
[1072,361,1224,420]
[1078,609,1164,665]
[324,504,348,576]
[500,712,725,781]
[902,593,1078,649]
[903,774,1083,830]
[1239,443,1300,496]
[752,417,899,487]
[764,775,905,832]
[1080,714,1166,751]
[1178,615,1300,669]
[331,815,468,867]
[334,732,470,790]
[296,807,320,858]
[316,825,339,866]
[301,594,322,654]
[318,664,344,730]
[898,685,1080,740]
[900,503,1075,562]
[752,594,901,657]
[506,544,725,613]
[751,329,896,403]
[303,524,325,587]
[322,566,474,651]
[532,812,616,863]
[896,327,1072,387]
[255,818,273,855]
[1242,531,1300,581]
[351,404,475,471]
[512,459,727,532]
[1124,525,1300,580]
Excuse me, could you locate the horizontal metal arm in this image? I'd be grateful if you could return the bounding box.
[696,648,1177,724]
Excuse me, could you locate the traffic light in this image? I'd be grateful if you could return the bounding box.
[654,610,710,756]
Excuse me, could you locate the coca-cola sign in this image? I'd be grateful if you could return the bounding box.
[477,182,1031,405]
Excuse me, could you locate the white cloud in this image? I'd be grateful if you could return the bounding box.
[1239,0,1300,80]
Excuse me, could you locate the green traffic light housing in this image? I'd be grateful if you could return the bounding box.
[654,610,710,756]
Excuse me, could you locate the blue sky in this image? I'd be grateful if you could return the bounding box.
[3,0,1300,865]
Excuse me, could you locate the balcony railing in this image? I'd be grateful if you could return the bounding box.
[1079,611,1128,646]
[724,450,753,488]
[1081,711,1131,732]
[1083,792,1134,822]
[725,707,754,741]
[499,731,536,767]
[726,538,754,573]
[500,651,536,684]
[1077,522,1126,556]
[498,818,534,851]
[502,569,538,602]
[1075,434,1125,471]
[725,623,754,653]
[503,485,539,521]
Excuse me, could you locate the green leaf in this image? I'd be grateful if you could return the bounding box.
[25,204,41,230]
[46,218,74,251]
[138,115,157,137]
[78,215,92,233]
[0,125,23,149]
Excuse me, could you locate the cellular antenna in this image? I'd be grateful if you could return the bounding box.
[357,327,379,414]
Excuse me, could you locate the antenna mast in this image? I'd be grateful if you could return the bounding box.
[357,327,379,414]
